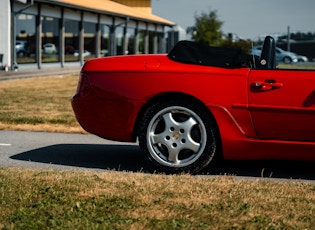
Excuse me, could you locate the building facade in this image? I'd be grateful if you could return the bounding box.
[0,0,174,70]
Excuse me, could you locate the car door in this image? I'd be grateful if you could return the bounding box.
[248,69,315,141]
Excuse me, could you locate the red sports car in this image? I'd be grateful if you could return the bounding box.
[72,36,315,174]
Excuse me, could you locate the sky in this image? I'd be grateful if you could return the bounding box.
[152,0,315,40]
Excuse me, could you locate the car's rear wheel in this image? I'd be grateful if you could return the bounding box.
[138,98,218,174]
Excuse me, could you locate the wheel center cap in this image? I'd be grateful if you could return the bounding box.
[173,133,180,140]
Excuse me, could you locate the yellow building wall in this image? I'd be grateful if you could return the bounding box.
[111,0,151,13]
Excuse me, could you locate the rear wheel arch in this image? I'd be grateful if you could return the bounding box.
[133,92,223,173]
[133,93,220,140]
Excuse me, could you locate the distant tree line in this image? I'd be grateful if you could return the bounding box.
[278,32,315,41]
[187,9,314,53]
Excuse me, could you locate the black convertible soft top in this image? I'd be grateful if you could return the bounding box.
[167,40,250,68]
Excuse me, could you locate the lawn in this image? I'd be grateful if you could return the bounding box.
[0,75,84,133]
[0,168,315,229]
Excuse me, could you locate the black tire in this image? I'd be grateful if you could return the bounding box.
[283,56,292,64]
[17,51,25,58]
[138,98,219,174]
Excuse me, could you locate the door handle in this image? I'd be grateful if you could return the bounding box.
[253,82,283,91]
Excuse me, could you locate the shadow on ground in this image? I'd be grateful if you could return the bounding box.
[10,144,315,181]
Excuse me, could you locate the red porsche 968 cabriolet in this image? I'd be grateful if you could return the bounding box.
[72,36,315,174]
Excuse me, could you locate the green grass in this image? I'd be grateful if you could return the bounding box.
[0,75,84,133]
[278,62,315,69]
[0,168,314,229]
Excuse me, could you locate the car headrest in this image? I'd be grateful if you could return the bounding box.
[259,36,276,69]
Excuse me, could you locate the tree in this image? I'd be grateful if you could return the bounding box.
[192,10,223,46]
[189,9,252,52]
[221,33,252,53]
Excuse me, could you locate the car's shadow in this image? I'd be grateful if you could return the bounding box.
[10,144,314,181]
[11,144,153,172]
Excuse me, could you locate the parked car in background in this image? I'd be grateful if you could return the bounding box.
[15,40,30,57]
[74,50,91,57]
[43,43,57,54]
[250,46,298,63]
[65,45,75,54]
[295,53,308,62]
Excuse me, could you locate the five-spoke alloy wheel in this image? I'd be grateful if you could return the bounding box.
[138,98,218,174]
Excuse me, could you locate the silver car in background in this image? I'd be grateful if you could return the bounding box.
[250,46,298,63]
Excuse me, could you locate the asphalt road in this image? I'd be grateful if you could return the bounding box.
[1,130,314,182]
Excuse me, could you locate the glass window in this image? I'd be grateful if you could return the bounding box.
[41,16,59,63]
[83,22,96,61]
[15,13,36,64]
[101,24,109,56]
[126,27,135,55]
[138,30,146,54]
[149,31,155,54]
[115,26,124,55]
[148,31,164,54]
[157,32,165,53]
[65,19,79,62]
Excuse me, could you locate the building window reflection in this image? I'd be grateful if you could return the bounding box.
[83,21,95,61]
[16,13,36,64]
[138,30,146,54]
[101,24,109,56]
[149,31,155,54]
[115,26,124,55]
[41,16,59,63]
[126,27,135,55]
[65,19,79,62]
